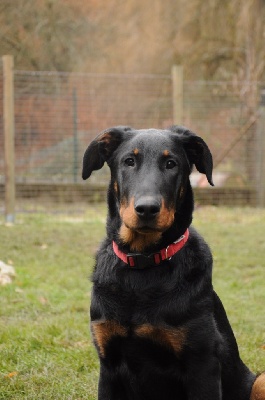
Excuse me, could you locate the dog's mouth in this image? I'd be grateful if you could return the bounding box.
[119,217,176,252]
[136,226,157,234]
[119,223,163,252]
[118,197,176,250]
[127,223,164,234]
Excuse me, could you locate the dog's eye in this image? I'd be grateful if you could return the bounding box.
[124,158,135,167]
[166,160,177,169]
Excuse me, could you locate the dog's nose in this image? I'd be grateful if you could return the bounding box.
[134,197,161,220]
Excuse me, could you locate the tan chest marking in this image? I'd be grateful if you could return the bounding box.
[92,320,186,358]
[135,324,187,354]
[91,320,128,357]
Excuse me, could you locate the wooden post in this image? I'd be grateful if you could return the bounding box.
[3,55,15,223]
[72,88,78,183]
[256,89,265,207]
[171,65,184,125]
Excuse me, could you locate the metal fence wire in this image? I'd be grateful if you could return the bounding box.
[0,67,264,210]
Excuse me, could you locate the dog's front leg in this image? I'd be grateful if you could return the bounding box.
[98,366,110,400]
[186,356,222,400]
[98,364,114,400]
[98,363,128,400]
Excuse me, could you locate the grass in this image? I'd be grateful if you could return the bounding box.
[0,204,265,399]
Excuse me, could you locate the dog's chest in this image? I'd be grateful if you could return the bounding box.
[91,281,188,361]
[92,279,179,323]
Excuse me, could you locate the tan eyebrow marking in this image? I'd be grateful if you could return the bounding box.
[163,150,169,156]
[133,148,139,155]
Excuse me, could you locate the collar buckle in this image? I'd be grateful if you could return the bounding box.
[165,245,171,260]
[174,234,185,244]
[127,251,162,268]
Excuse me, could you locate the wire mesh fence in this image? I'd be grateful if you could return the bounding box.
[1,65,265,213]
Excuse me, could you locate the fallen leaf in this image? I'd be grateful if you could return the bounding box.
[39,296,49,305]
[5,371,18,379]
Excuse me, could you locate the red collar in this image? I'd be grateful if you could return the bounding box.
[112,229,189,269]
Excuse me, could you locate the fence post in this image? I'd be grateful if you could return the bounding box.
[3,55,15,223]
[171,65,184,125]
[72,88,78,183]
[256,89,265,207]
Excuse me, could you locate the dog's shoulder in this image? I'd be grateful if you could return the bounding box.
[92,238,116,281]
[176,226,213,275]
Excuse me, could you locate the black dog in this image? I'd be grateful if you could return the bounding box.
[82,126,264,400]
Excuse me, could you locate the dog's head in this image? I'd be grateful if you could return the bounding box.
[82,126,213,251]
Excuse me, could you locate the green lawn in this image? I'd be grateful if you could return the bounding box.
[0,205,264,399]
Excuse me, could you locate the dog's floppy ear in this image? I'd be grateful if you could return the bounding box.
[169,125,214,186]
[82,126,132,180]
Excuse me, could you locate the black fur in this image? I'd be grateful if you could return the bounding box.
[83,126,256,400]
